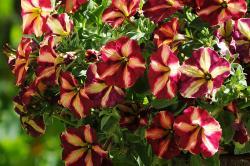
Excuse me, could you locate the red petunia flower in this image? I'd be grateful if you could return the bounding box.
[233,18,250,63]
[146,111,180,159]
[232,121,249,144]
[102,0,140,28]
[61,125,108,166]
[117,101,148,131]
[36,36,64,85]
[180,47,230,98]
[13,83,46,137]
[148,45,181,99]
[46,13,74,37]
[60,72,93,119]
[154,18,185,51]
[65,0,88,13]
[13,38,34,86]
[142,0,183,23]
[21,0,53,37]
[196,0,247,26]
[96,37,146,88]
[85,64,125,108]
[85,49,101,63]
[174,106,222,158]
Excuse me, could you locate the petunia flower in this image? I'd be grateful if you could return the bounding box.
[60,72,93,119]
[180,47,230,98]
[64,0,88,13]
[142,0,183,23]
[13,83,46,137]
[196,0,247,26]
[233,18,250,63]
[146,111,180,159]
[46,13,74,37]
[61,125,108,166]
[232,121,249,144]
[117,101,148,131]
[174,106,222,158]
[154,18,185,51]
[13,38,34,86]
[148,45,181,99]
[85,64,125,108]
[21,0,54,37]
[96,36,146,88]
[36,36,64,85]
[85,49,101,63]
[102,0,140,28]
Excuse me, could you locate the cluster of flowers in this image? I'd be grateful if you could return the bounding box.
[4,0,250,165]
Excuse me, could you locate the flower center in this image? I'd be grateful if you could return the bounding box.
[204,73,212,81]
[221,1,228,8]
[121,56,129,64]
[167,0,175,6]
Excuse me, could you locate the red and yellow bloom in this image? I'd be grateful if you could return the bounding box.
[174,106,222,158]
[180,47,230,98]
[154,18,185,51]
[146,111,180,159]
[196,0,247,26]
[65,0,88,13]
[46,13,74,37]
[61,125,107,166]
[21,0,53,37]
[148,45,181,99]
[85,64,125,108]
[102,0,140,28]
[14,38,34,86]
[96,37,146,88]
[142,0,183,23]
[60,72,93,119]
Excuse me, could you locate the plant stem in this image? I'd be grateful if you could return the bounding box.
[52,114,77,127]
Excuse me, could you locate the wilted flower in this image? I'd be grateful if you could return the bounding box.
[196,0,247,26]
[61,125,107,166]
[148,45,181,99]
[174,106,222,158]
[180,47,231,98]
[233,121,249,144]
[117,101,148,131]
[60,72,93,119]
[96,36,146,88]
[142,0,183,23]
[102,0,140,28]
[146,111,180,159]
[46,13,74,37]
[21,0,53,37]
[233,18,250,63]
[154,18,185,51]
[85,49,101,63]
[64,0,88,13]
[14,38,34,86]
[85,64,125,108]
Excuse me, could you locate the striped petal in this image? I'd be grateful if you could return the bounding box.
[102,6,126,28]
[174,106,222,158]
[21,115,46,137]
[65,0,88,13]
[148,45,180,99]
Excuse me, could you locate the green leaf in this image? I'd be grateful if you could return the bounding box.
[152,97,178,109]
[234,142,250,154]
[203,153,220,166]
[190,155,202,166]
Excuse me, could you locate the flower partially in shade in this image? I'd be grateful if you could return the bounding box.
[232,121,249,144]
[154,18,185,51]
[60,72,93,119]
[85,64,125,108]
[180,47,230,98]
[36,36,64,85]
[174,106,222,158]
[46,13,74,37]
[102,0,140,28]
[61,125,107,166]
[13,38,34,86]
[146,111,180,159]
[13,84,46,137]
[148,45,181,99]
[196,0,247,26]
[85,49,101,63]
[117,101,148,131]
[65,0,88,13]
[233,18,250,63]
[142,0,183,23]
[21,0,53,37]
[96,37,146,88]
